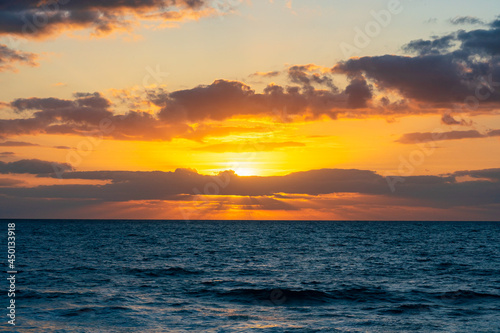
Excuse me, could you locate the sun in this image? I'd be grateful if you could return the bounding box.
[234,167,258,177]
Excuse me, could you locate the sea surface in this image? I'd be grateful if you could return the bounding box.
[1,220,500,332]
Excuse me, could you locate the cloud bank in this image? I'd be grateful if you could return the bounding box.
[0,164,499,219]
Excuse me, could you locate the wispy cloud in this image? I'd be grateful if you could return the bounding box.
[396,129,500,144]
[0,44,38,72]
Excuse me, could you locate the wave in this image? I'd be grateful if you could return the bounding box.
[125,267,201,277]
[61,306,133,317]
[210,286,395,305]
[380,303,433,314]
[18,289,95,300]
[436,290,500,301]
[202,287,500,306]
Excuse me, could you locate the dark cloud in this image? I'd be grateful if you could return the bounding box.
[0,158,72,174]
[0,0,217,38]
[344,76,372,108]
[334,20,500,108]
[155,79,349,123]
[334,54,477,104]
[403,19,500,57]
[0,78,360,143]
[441,113,472,126]
[11,97,74,111]
[402,34,455,55]
[0,178,23,187]
[453,168,500,181]
[0,152,15,157]
[1,92,191,141]
[397,128,500,144]
[287,65,337,91]
[449,16,485,25]
[487,129,500,137]
[457,29,500,56]
[0,140,39,146]
[441,113,461,125]
[4,18,500,142]
[0,168,388,200]
[396,130,486,144]
[0,43,37,71]
[249,71,281,78]
[0,167,497,213]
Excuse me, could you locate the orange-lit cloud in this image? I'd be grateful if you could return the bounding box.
[249,71,281,78]
[0,0,229,39]
[0,164,499,220]
[0,43,38,71]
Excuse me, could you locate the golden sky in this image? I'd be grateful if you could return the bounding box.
[1,0,500,220]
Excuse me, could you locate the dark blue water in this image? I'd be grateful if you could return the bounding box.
[1,220,500,332]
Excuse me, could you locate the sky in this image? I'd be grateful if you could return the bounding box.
[0,0,499,220]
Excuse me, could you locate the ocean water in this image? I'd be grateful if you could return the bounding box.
[2,220,500,332]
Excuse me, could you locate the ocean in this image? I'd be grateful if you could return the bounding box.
[2,220,500,332]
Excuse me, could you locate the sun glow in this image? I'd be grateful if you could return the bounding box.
[234,167,258,177]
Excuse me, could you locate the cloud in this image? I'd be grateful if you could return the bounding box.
[0,166,498,219]
[1,73,378,141]
[0,168,391,201]
[0,141,40,147]
[287,64,337,91]
[0,0,223,38]
[0,152,15,157]
[334,19,500,108]
[1,92,191,141]
[0,167,497,211]
[3,17,500,141]
[440,113,472,126]
[396,128,500,144]
[487,129,500,137]
[344,76,372,108]
[249,71,281,78]
[0,178,23,187]
[402,35,456,55]
[396,130,486,144]
[403,19,500,56]
[153,79,350,123]
[453,168,500,181]
[0,158,73,174]
[0,43,38,71]
[334,54,477,104]
[449,16,485,25]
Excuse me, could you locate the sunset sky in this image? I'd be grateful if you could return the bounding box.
[0,0,499,220]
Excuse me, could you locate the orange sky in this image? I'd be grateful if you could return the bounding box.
[0,0,499,220]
